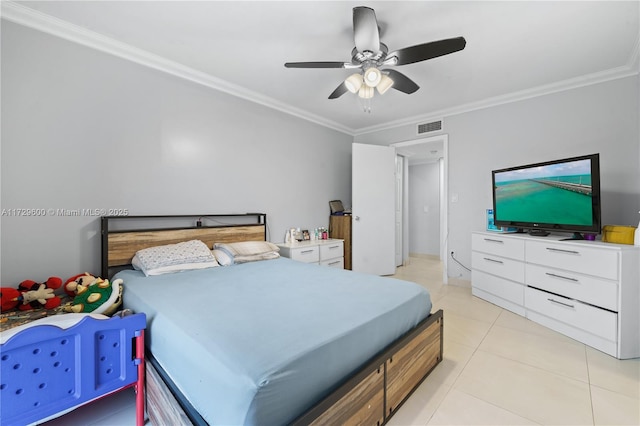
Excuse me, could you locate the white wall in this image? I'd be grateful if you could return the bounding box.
[356,75,640,280]
[408,162,440,255]
[1,21,352,283]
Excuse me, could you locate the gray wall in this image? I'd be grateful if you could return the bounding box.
[356,75,640,280]
[1,21,352,283]
[408,162,440,256]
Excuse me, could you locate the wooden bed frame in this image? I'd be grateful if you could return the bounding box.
[101,214,443,425]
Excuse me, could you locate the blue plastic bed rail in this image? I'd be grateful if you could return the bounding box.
[0,313,146,426]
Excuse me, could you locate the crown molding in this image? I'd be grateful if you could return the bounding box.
[354,63,639,136]
[0,1,355,136]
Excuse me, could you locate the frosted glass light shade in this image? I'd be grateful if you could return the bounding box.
[344,73,363,93]
[363,67,382,87]
[376,74,394,95]
[358,85,374,99]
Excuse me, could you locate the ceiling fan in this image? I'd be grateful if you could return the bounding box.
[284,6,466,102]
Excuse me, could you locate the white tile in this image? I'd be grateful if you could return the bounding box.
[494,309,585,345]
[586,347,640,399]
[453,350,593,425]
[428,388,539,425]
[441,311,493,348]
[428,339,477,386]
[434,290,502,324]
[591,385,640,426]
[478,324,589,382]
[386,376,453,426]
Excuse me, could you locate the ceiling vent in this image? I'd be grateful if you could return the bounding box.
[417,119,443,135]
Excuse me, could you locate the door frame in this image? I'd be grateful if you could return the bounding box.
[391,134,449,285]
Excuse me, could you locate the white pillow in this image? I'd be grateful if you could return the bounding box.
[213,241,280,265]
[212,249,233,266]
[213,241,280,257]
[133,240,218,276]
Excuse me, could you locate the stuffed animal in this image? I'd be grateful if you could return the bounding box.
[0,277,63,312]
[63,277,123,316]
[63,272,98,297]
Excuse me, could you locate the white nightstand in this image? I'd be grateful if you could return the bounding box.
[276,239,345,269]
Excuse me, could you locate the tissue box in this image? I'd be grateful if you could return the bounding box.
[601,225,636,245]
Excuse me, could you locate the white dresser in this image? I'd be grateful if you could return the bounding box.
[471,231,640,359]
[276,239,345,269]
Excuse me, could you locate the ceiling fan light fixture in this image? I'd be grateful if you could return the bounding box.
[363,67,382,87]
[358,85,374,99]
[376,74,394,95]
[344,73,363,93]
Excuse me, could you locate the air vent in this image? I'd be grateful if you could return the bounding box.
[417,120,443,135]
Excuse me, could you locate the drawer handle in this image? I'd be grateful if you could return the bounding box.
[328,260,341,265]
[483,238,504,244]
[301,250,314,254]
[546,247,579,255]
[483,257,504,264]
[328,245,340,249]
[547,298,575,309]
[545,272,579,282]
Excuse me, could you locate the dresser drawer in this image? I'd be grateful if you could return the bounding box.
[526,264,618,312]
[320,241,344,261]
[472,233,525,260]
[472,270,524,306]
[289,246,320,263]
[525,241,618,280]
[472,251,525,283]
[320,258,344,269]
[525,287,617,341]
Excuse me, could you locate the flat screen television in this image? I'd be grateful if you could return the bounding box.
[492,153,601,237]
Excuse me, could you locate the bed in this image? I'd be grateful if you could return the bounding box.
[0,312,146,426]
[102,213,443,425]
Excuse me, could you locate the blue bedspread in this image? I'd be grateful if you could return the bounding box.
[117,257,431,425]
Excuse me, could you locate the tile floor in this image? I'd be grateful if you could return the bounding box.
[390,255,640,426]
[46,256,640,425]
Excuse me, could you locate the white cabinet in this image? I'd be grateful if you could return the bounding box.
[472,231,639,359]
[276,239,345,269]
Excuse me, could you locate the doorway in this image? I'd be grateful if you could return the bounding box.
[391,134,449,284]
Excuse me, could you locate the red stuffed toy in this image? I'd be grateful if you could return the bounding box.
[0,277,63,312]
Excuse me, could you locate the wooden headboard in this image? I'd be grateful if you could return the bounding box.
[101,214,266,277]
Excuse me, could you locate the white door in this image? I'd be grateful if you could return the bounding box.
[352,143,396,275]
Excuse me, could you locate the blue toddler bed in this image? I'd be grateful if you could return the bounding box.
[0,313,146,426]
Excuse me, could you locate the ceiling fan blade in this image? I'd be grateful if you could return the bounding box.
[385,70,419,94]
[353,6,380,53]
[328,82,349,99]
[284,62,348,68]
[389,37,466,66]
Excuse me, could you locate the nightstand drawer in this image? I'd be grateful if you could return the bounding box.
[320,241,343,261]
[289,246,320,263]
[320,258,344,269]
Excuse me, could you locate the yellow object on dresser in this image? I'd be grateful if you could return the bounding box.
[601,225,636,245]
